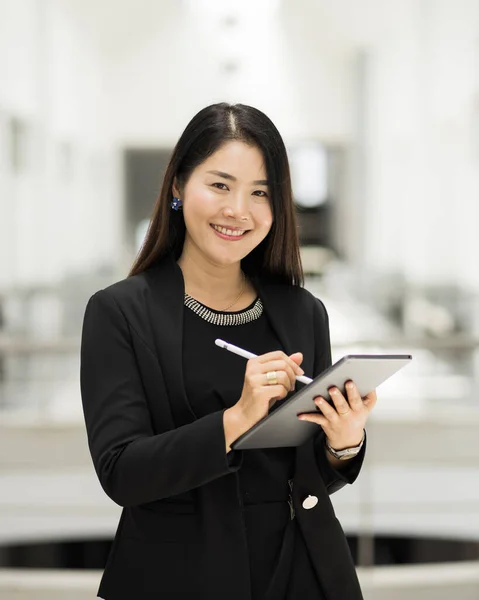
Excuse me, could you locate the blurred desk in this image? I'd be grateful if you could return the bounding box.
[0,414,478,546]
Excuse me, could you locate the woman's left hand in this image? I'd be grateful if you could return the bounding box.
[298,381,377,449]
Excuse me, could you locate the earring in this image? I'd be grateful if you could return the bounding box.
[171,197,183,211]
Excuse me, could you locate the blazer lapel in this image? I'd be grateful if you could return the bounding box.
[254,278,315,376]
[144,255,197,427]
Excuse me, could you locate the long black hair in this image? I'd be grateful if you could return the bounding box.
[129,102,303,286]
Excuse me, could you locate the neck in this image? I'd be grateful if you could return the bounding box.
[177,247,245,307]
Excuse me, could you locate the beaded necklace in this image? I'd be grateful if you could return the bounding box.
[184,295,264,326]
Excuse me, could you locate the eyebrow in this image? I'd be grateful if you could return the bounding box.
[206,170,269,186]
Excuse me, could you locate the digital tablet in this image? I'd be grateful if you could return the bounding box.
[231,354,412,450]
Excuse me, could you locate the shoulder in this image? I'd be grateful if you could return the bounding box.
[258,278,329,320]
[82,266,169,350]
[295,285,330,325]
[85,272,151,319]
[88,254,175,310]
[102,271,150,304]
[83,255,180,345]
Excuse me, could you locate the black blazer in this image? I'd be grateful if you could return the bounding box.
[80,254,365,600]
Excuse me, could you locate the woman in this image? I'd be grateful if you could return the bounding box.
[80,102,377,600]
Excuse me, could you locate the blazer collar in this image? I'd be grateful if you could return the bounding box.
[144,254,307,426]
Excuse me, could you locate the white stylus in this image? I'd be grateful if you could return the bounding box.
[215,338,313,385]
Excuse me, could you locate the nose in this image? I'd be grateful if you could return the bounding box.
[222,192,250,221]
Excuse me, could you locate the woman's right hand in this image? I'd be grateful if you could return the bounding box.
[223,351,304,451]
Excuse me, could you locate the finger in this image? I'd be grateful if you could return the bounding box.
[285,352,304,375]
[363,390,377,411]
[253,370,291,395]
[259,383,290,403]
[313,396,337,420]
[345,381,363,411]
[297,412,328,428]
[258,359,297,384]
[289,352,304,369]
[257,351,304,376]
[256,350,291,364]
[328,387,351,415]
[259,359,301,390]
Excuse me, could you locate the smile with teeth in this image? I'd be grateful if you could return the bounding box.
[211,224,247,237]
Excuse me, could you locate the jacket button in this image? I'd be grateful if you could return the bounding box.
[302,495,318,510]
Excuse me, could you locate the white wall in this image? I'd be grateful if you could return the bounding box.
[0,0,119,289]
[105,2,355,146]
[360,0,479,290]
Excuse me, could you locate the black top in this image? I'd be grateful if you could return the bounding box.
[183,297,324,600]
[183,296,295,498]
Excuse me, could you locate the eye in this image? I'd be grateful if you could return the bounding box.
[212,182,229,191]
[253,190,268,198]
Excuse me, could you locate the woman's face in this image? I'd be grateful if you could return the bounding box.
[175,140,273,267]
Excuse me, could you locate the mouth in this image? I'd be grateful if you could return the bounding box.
[210,224,250,240]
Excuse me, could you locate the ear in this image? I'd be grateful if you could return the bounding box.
[172,177,182,199]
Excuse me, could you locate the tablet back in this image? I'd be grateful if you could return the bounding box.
[231,354,412,450]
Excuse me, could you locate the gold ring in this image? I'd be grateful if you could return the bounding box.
[338,410,350,416]
[266,371,278,385]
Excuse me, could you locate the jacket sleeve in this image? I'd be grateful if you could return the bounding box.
[80,289,242,508]
[311,296,366,495]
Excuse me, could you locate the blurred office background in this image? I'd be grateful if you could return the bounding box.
[1,0,479,598]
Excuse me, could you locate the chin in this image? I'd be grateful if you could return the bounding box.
[206,247,250,267]
[212,254,244,267]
